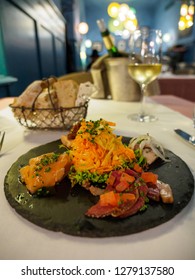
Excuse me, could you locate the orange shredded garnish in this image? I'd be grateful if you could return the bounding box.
[69,119,135,174]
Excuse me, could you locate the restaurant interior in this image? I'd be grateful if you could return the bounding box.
[0,0,195,262]
[0,0,195,100]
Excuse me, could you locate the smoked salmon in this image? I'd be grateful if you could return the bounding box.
[20,152,72,194]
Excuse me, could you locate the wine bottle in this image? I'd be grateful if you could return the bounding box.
[96,19,121,57]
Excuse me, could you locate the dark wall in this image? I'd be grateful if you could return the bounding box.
[0,0,67,97]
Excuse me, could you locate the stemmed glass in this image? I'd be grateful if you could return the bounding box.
[128,28,162,122]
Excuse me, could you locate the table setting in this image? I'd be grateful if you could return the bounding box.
[0,91,195,260]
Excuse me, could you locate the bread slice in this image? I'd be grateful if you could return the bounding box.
[13,80,44,107]
[12,77,57,107]
[35,88,58,108]
[53,80,79,108]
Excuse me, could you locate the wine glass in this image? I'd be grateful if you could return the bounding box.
[128,28,162,122]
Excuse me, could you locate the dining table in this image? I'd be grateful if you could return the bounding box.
[0,95,195,261]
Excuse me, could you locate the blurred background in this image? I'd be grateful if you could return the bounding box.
[0,0,195,97]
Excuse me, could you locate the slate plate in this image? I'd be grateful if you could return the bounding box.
[4,138,195,237]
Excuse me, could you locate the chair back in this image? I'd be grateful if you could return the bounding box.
[59,71,93,84]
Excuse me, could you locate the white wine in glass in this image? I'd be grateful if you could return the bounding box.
[128,28,162,122]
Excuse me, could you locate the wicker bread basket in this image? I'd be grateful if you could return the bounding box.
[10,77,89,130]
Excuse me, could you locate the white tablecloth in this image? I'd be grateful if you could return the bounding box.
[0,99,195,260]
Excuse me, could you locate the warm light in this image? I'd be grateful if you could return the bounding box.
[188,4,194,15]
[180,4,188,16]
[156,34,162,45]
[178,17,186,30]
[178,1,194,31]
[163,33,171,43]
[122,29,130,39]
[187,16,194,27]
[118,12,126,21]
[124,18,138,31]
[187,20,193,27]
[80,51,87,59]
[108,18,123,33]
[85,39,92,48]
[127,9,136,20]
[113,19,120,27]
[127,12,136,20]
[78,22,89,35]
[119,4,130,15]
[150,41,155,48]
[107,2,138,36]
[107,2,120,18]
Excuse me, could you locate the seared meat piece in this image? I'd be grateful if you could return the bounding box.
[85,192,139,219]
[85,168,174,219]
[115,197,145,218]
[67,121,81,140]
[61,121,81,148]
[85,173,149,219]
[147,188,160,201]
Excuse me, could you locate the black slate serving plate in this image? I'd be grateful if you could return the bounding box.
[4,137,195,237]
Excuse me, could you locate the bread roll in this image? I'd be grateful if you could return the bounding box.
[35,89,58,109]
[53,80,79,108]
[12,77,57,108]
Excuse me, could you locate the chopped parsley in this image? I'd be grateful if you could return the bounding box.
[32,153,60,177]
[77,119,112,143]
[69,167,109,187]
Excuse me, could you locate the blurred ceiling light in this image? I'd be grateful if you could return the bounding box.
[187,16,193,27]
[163,33,171,43]
[178,17,186,30]
[113,19,120,27]
[178,0,194,31]
[108,18,123,32]
[129,7,136,14]
[149,41,155,48]
[78,22,89,35]
[107,2,138,35]
[85,39,92,48]
[119,3,130,15]
[128,13,136,20]
[180,4,188,16]
[122,29,130,39]
[156,35,162,45]
[124,18,137,31]
[188,3,195,15]
[118,12,126,21]
[107,2,120,18]
[80,51,87,59]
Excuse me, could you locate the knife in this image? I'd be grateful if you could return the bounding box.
[174,129,195,147]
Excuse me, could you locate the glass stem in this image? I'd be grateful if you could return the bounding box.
[140,83,146,117]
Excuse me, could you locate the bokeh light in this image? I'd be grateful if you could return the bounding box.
[107,2,138,35]
[78,22,89,35]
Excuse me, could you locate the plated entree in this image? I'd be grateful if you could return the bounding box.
[20,118,173,219]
